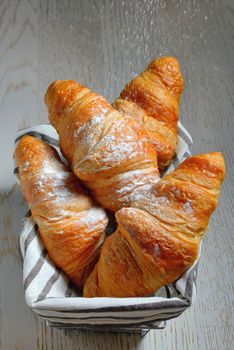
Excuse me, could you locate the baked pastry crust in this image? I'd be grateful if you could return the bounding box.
[114,57,183,171]
[15,135,108,289]
[84,152,225,297]
[45,80,160,212]
[16,58,225,298]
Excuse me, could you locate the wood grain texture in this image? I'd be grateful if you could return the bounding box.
[0,0,233,349]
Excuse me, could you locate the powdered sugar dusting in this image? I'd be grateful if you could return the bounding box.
[50,84,159,210]
[23,155,108,235]
[73,114,105,142]
[21,161,30,171]
[67,106,156,177]
[75,207,107,230]
[183,201,193,213]
[35,159,75,205]
[90,166,160,212]
[117,168,160,202]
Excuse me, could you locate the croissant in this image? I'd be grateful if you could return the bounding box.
[14,135,108,289]
[113,57,183,172]
[84,152,225,297]
[45,80,160,212]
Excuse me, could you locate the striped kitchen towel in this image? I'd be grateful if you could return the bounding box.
[14,122,199,329]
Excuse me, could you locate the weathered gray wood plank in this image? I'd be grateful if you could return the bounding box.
[0,0,233,349]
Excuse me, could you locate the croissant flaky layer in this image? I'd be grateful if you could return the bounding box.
[15,135,108,289]
[45,80,160,212]
[84,152,225,297]
[114,57,184,171]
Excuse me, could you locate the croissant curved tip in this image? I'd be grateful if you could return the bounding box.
[15,134,39,154]
[146,56,184,101]
[149,56,179,65]
[44,80,87,128]
[15,134,61,168]
[174,152,225,186]
[44,79,80,105]
[196,152,225,175]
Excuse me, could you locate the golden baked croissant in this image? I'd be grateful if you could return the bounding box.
[14,135,108,289]
[45,80,160,212]
[84,152,225,297]
[113,57,183,172]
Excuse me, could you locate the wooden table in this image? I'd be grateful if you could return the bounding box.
[0,0,233,349]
